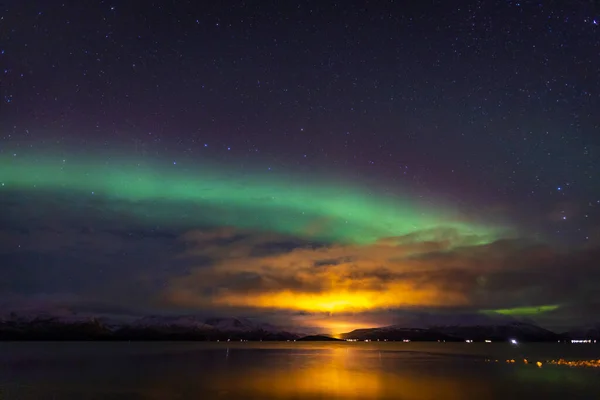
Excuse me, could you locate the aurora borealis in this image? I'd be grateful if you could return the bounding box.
[1,150,516,327]
[2,0,600,334]
[0,152,507,245]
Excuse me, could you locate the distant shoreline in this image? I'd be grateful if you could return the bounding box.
[2,317,596,343]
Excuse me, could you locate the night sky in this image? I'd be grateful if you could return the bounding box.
[1,0,599,333]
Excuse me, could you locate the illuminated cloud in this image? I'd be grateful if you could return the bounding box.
[165,227,486,313]
[163,227,598,325]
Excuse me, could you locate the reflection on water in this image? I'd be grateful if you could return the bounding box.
[1,342,600,399]
[201,347,490,400]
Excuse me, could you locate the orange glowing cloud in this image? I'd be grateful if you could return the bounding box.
[160,224,600,331]
[175,284,468,313]
[162,227,538,314]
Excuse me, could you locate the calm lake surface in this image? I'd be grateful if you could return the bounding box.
[1,342,600,399]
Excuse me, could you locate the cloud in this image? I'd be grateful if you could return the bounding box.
[163,227,600,326]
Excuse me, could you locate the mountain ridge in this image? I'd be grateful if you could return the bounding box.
[1,312,597,342]
[341,321,569,342]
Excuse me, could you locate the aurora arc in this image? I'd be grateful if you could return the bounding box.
[482,305,560,316]
[0,153,507,245]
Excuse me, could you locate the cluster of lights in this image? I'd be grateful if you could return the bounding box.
[342,338,528,343]
[486,358,600,368]
[486,359,544,367]
[344,339,403,342]
[343,338,413,342]
[464,339,517,343]
[571,339,596,343]
[548,359,600,368]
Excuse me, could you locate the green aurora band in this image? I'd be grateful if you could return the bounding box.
[0,152,510,245]
[482,305,560,316]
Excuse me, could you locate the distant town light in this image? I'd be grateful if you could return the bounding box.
[510,339,518,345]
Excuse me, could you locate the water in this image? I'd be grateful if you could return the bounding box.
[1,342,599,399]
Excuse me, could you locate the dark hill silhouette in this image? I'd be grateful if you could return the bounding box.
[0,313,584,342]
[341,322,567,342]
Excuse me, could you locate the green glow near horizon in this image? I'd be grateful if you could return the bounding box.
[482,305,560,316]
[0,152,509,245]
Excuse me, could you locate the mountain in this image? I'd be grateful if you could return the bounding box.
[565,325,600,340]
[297,335,344,341]
[0,315,113,340]
[388,312,515,329]
[341,322,566,342]
[133,315,215,331]
[0,312,582,342]
[432,322,564,342]
[116,315,299,341]
[341,327,460,342]
[204,317,280,333]
[0,312,299,341]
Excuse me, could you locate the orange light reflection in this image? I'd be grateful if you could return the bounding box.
[200,347,491,399]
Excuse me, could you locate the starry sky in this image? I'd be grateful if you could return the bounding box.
[1,0,599,333]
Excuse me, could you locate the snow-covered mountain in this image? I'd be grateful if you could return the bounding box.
[431,321,562,341]
[341,321,565,342]
[1,310,127,331]
[133,315,214,331]
[122,315,299,340]
[566,325,600,340]
[204,317,281,333]
[341,326,458,341]
[388,312,515,329]
[0,310,579,342]
[0,312,301,340]
[129,316,287,333]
